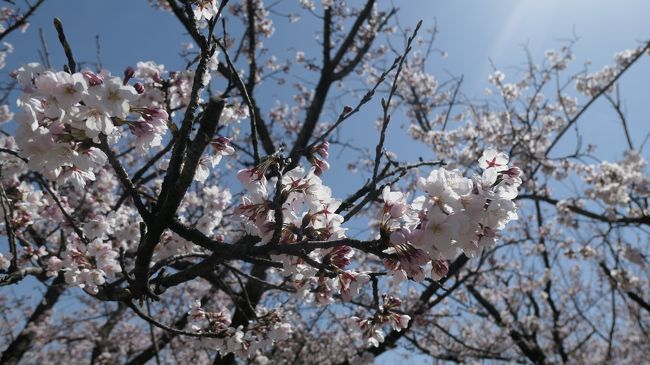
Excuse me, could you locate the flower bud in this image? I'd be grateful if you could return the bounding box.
[82,71,103,86]
[134,82,145,94]
[505,166,522,178]
[313,158,330,176]
[123,66,135,85]
[431,259,449,281]
[383,294,402,309]
[211,136,232,152]
[314,141,329,159]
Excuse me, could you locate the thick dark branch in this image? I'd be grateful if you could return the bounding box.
[323,7,332,65]
[330,0,376,69]
[133,97,224,297]
[155,45,213,215]
[112,139,174,212]
[287,0,377,169]
[165,0,205,47]
[153,252,224,292]
[168,0,274,157]
[331,8,396,81]
[0,267,45,286]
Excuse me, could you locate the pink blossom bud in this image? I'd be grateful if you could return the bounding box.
[343,105,353,114]
[313,158,330,176]
[383,294,402,309]
[431,259,449,281]
[214,135,230,145]
[315,141,329,159]
[82,71,103,86]
[143,107,168,120]
[211,136,232,153]
[123,66,135,85]
[505,166,522,178]
[134,82,145,94]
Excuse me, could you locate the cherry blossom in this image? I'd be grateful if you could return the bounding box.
[0,2,647,365]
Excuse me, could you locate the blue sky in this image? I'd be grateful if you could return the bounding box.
[5,0,650,177]
[2,1,650,363]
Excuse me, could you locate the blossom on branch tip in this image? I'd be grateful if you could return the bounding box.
[479,148,509,172]
[193,0,219,22]
[377,149,520,275]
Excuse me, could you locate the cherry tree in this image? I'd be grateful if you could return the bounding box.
[0,1,648,364]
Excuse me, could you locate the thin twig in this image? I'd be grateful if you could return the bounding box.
[372,20,422,182]
[53,17,76,73]
[38,27,51,69]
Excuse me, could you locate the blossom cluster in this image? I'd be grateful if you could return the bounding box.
[188,301,292,358]
[192,0,220,22]
[48,238,121,294]
[1,1,649,363]
[11,59,245,191]
[236,162,346,246]
[36,173,142,293]
[379,148,521,281]
[351,294,411,347]
[12,63,169,188]
[235,155,375,304]
[134,59,224,112]
[581,150,649,209]
[576,46,647,98]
